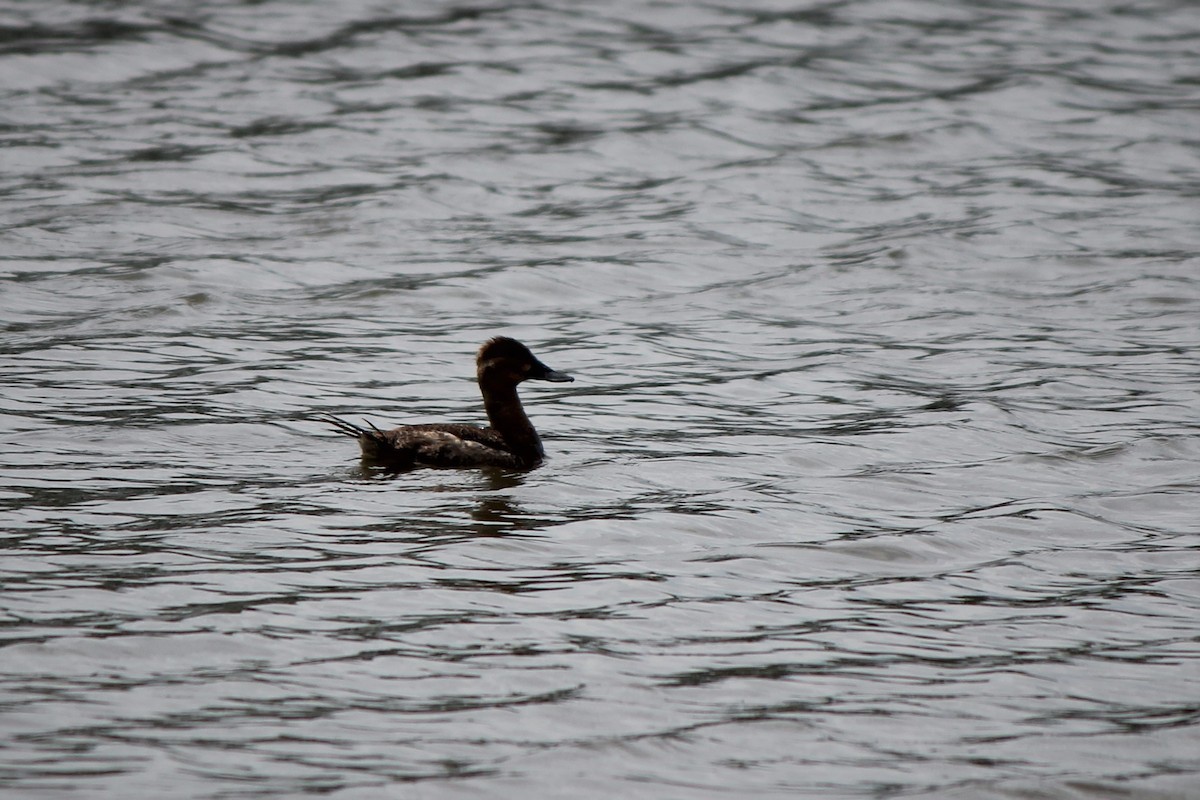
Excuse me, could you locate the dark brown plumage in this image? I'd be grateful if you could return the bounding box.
[322,337,573,470]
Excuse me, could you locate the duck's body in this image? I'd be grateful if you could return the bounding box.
[323,337,573,471]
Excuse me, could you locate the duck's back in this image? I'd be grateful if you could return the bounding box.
[365,423,522,469]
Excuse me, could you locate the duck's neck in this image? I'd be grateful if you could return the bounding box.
[480,377,544,465]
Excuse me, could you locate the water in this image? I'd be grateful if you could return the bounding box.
[2,1,1199,797]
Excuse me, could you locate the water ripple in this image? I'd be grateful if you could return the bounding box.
[2,0,1199,797]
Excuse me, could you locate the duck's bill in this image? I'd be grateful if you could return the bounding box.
[531,361,574,382]
[540,367,571,383]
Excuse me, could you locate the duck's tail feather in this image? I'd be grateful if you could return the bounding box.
[318,414,414,467]
[319,414,371,438]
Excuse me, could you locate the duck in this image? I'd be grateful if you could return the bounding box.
[322,336,573,470]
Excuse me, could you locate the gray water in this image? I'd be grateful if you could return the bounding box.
[2,1,1199,798]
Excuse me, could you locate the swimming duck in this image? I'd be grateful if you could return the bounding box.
[323,336,573,470]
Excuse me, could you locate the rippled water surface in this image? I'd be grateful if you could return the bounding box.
[3,1,1199,797]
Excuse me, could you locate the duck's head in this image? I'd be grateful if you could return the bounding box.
[477,336,574,385]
